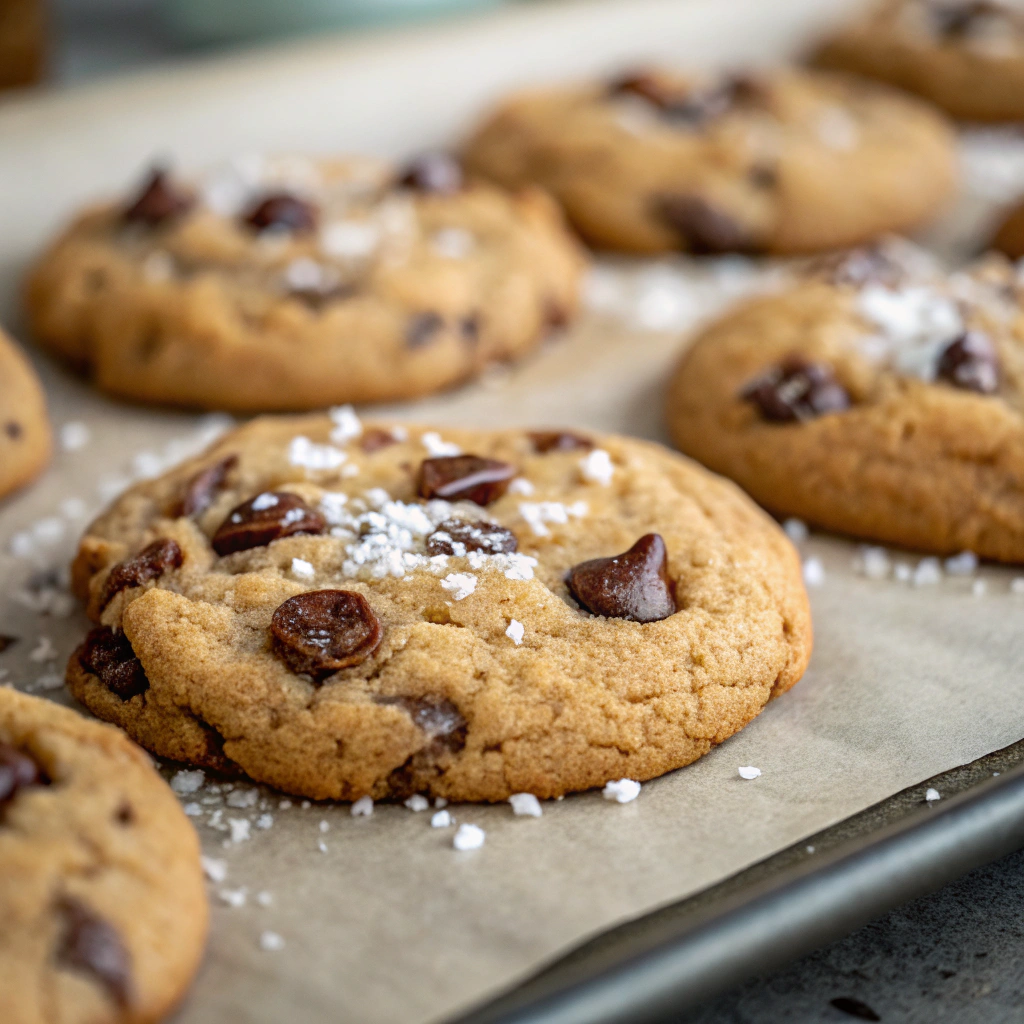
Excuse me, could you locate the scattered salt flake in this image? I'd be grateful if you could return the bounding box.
[256,814,274,830]
[802,557,825,587]
[318,841,328,853]
[1012,578,1024,595]
[288,435,347,471]
[453,823,486,851]
[580,448,614,486]
[421,431,461,457]
[505,619,525,645]
[806,845,816,853]
[290,557,316,580]
[228,818,251,843]
[32,673,64,692]
[783,518,808,544]
[256,891,273,907]
[431,809,453,828]
[319,820,330,833]
[912,557,942,587]
[60,497,87,520]
[171,769,205,795]
[226,788,259,809]
[59,421,90,451]
[519,500,588,537]
[251,492,279,511]
[859,546,891,580]
[320,220,379,259]
[441,573,477,601]
[508,477,534,496]
[260,931,285,952]
[278,799,293,810]
[328,405,362,445]
[738,766,762,780]
[351,795,374,817]
[925,788,941,803]
[894,563,913,583]
[509,793,542,818]
[219,888,247,908]
[405,795,430,812]
[973,579,987,598]
[602,779,641,803]
[300,801,311,810]
[434,797,448,809]
[944,551,978,576]
[9,532,34,557]
[200,856,228,884]
[183,802,203,817]
[28,637,56,663]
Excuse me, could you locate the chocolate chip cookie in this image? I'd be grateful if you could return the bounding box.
[666,240,1024,561]
[991,197,1024,258]
[24,154,585,411]
[462,66,956,255]
[814,0,1024,122]
[65,411,811,802]
[0,686,207,1023]
[0,326,51,500]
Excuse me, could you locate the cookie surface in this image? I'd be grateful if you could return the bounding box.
[991,197,1024,258]
[0,687,207,1024]
[666,241,1024,561]
[0,327,51,500]
[462,66,956,255]
[814,0,1024,122]
[25,155,585,411]
[65,412,810,803]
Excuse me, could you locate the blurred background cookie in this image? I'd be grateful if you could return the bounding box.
[0,326,52,500]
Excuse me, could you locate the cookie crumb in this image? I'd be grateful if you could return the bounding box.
[738,766,762,780]
[431,810,452,828]
[580,448,614,486]
[783,518,808,544]
[453,823,485,850]
[259,931,285,952]
[505,619,525,645]
[171,769,205,795]
[802,557,825,587]
[602,778,641,803]
[441,573,477,601]
[509,793,542,817]
[351,795,374,817]
[404,794,430,812]
[200,856,228,884]
[925,788,941,802]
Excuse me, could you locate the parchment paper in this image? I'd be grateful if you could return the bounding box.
[2,3,1024,1022]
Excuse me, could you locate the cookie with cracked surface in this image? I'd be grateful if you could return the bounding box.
[813,0,1024,122]
[666,240,1024,561]
[0,686,207,1024]
[0,327,51,500]
[461,66,956,255]
[24,154,585,412]
[64,410,811,803]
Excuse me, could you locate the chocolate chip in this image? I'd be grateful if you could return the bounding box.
[271,590,382,679]
[99,538,184,610]
[360,429,399,454]
[173,454,239,518]
[460,313,481,345]
[212,492,326,556]
[407,312,445,349]
[0,635,16,653]
[417,456,517,506]
[377,695,467,752]
[123,167,193,226]
[0,741,46,807]
[244,192,318,233]
[567,534,677,623]
[749,164,778,190]
[936,331,999,394]
[397,153,464,195]
[4,421,22,440]
[528,430,594,454]
[742,357,851,422]
[610,71,764,125]
[426,518,518,556]
[57,898,134,1008]
[77,627,149,701]
[654,194,757,254]
[830,996,881,1021]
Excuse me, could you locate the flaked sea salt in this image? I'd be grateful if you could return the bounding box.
[944,551,978,576]
[602,779,641,803]
[200,856,228,883]
[505,619,525,645]
[171,769,205,795]
[912,557,942,587]
[802,557,825,587]
[441,573,477,601]
[420,431,461,457]
[351,795,374,817]
[405,795,430,812]
[290,557,316,580]
[738,766,761,780]
[453,823,485,851]
[431,810,453,828]
[580,449,614,486]
[509,793,542,818]
[783,518,808,544]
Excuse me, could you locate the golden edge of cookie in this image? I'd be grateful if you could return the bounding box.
[0,329,53,500]
[63,416,811,803]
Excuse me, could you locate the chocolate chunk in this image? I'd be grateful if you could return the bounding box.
[173,454,238,518]
[742,356,851,422]
[123,167,193,226]
[749,164,778,190]
[936,331,999,394]
[567,534,677,623]
[57,899,134,1008]
[610,71,765,124]
[99,538,183,610]
[932,0,1003,36]
[5,421,22,440]
[460,313,481,345]
[271,590,382,679]
[654,194,757,254]
[528,430,594,454]
[78,627,149,700]
[359,429,399,454]
[0,635,16,653]
[397,153,464,195]
[244,192,318,233]
[212,492,326,556]
[830,997,881,1022]
[406,312,445,349]
[426,518,518,557]
[417,456,517,506]
[0,741,46,807]
[378,695,467,752]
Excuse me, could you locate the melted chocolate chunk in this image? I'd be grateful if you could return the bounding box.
[416,456,517,506]
[212,492,326,556]
[610,71,765,124]
[359,429,399,454]
[0,741,46,807]
[378,695,468,752]
[99,539,183,610]
[654,194,757,254]
[78,627,149,700]
[397,153,464,195]
[936,331,999,394]
[5,421,22,440]
[123,167,193,226]
[829,997,881,1022]
[528,430,594,454]
[742,357,851,422]
[173,454,238,517]
[57,899,134,1008]
[426,518,518,557]
[271,590,382,679]
[406,312,445,349]
[567,534,677,623]
[244,192,318,233]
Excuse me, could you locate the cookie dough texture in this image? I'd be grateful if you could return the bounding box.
[0,687,208,1024]
[667,249,1024,561]
[24,156,585,411]
[462,67,956,255]
[814,0,1024,123]
[0,327,51,499]
[67,415,811,803]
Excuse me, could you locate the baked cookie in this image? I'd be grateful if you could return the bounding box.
[666,240,1024,561]
[0,326,51,500]
[991,197,1024,258]
[462,66,957,255]
[25,154,585,412]
[0,686,207,1024]
[813,0,1024,123]
[64,411,811,803]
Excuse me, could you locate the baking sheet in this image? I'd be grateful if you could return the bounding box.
[3,2,1024,1022]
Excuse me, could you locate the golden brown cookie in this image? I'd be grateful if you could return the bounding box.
[462,66,957,255]
[24,155,585,412]
[666,240,1024,561]
[0,686,208,1024]
[0,326,51,500]
[991,197,1024,258]
[813,0,1024,123]
[64,412,811,803]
